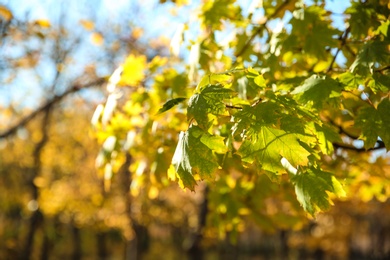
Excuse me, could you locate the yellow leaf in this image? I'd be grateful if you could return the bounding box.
[131,27,143,39]
[0,6,12,21]
[80,19,95,31]
[91,32,104,46]
[148,186,159,199]
[148,55,168,72]
[35,19,51,28]
[119,54,147,86]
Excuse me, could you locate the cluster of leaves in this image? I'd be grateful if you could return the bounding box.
[166,69,348,216]
[95,0,390,240]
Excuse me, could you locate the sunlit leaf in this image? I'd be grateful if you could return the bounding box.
[34,19,51,28]
[188,84,234,128]
[291,166,345,215]
[119,54,147,86]
[91,32,104,46]
[238,126,310,173]
[80,19,95,31]
[0,5,12,21]
[171,126,220,190]
[291,75,343,109]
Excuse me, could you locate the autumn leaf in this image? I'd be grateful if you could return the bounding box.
[187,84,234,129]
[119,54,147,87]
[91,32,104,46]
[238,126,310,174]
[171,126,223,191]
[355,98,390,150]
[291,166,345,215]
[291,75,343,109]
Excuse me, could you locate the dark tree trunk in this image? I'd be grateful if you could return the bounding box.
[187,185,209,260]
[40,231,51,260]
[97,232,108,260]
[72,224,82,260]
[118,153,149,260]
[20,110,51,260]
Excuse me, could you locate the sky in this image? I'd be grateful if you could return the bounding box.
[0,0,351,111]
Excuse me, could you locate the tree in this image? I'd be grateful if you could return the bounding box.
[94,0,390,255]
[0,1,170,259]
[1,0,390,259]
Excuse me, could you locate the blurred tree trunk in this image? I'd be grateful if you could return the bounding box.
[118,153,149,260]
[20,109,51,260]
[187,185,209,259]
[40,231,51,260]
[96,232,108,260]
[72,223,82,260]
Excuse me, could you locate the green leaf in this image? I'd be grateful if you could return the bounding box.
[291,167,345,215]
[377,98,390,149]
[188,84,234,128]
[350,41,390,75]
[375,20,390,37]
[156,97,186,115]
[200,133,228,154]
[246,67,266,88]
[312,123,342,155]
[200,0,242,30]
[238,126,310,173]
[355,98,390,150]
[337,72,363,91]
[346,2,378,39]
[171,126,221,190]
[286,6,339,59]
[291,75,343,109]
[367,74,390,93]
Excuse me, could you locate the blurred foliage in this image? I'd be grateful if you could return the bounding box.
[1,0,390,259]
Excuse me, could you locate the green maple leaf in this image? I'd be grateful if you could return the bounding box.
[291,166,345,215]
[171,126,225,191]
[286,6,339,59]
[156,97,186,115]
[350,41,390,76]
[346,2,378,39]
[311,122,342,155]
[291,75,343,109]
[355,98,390,150]
[337,72,363,91]
[367,74,390,93]
[237,126,310,174]
[187,84,234,128]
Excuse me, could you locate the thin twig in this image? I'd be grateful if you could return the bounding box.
[326,26,351,73]
[225,104,243,109]
[362,91,375,107]
[375,65,390,73]
[234,0,292,60]
[327,117,386,151]
[333,142,386,152]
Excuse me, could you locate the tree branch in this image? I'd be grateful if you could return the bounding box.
[327,117,386,152]
[333,141,386,152]
[225,104,243,109]
[326,26,350,73]
[375,65,390,73]
[0,78,105,139]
